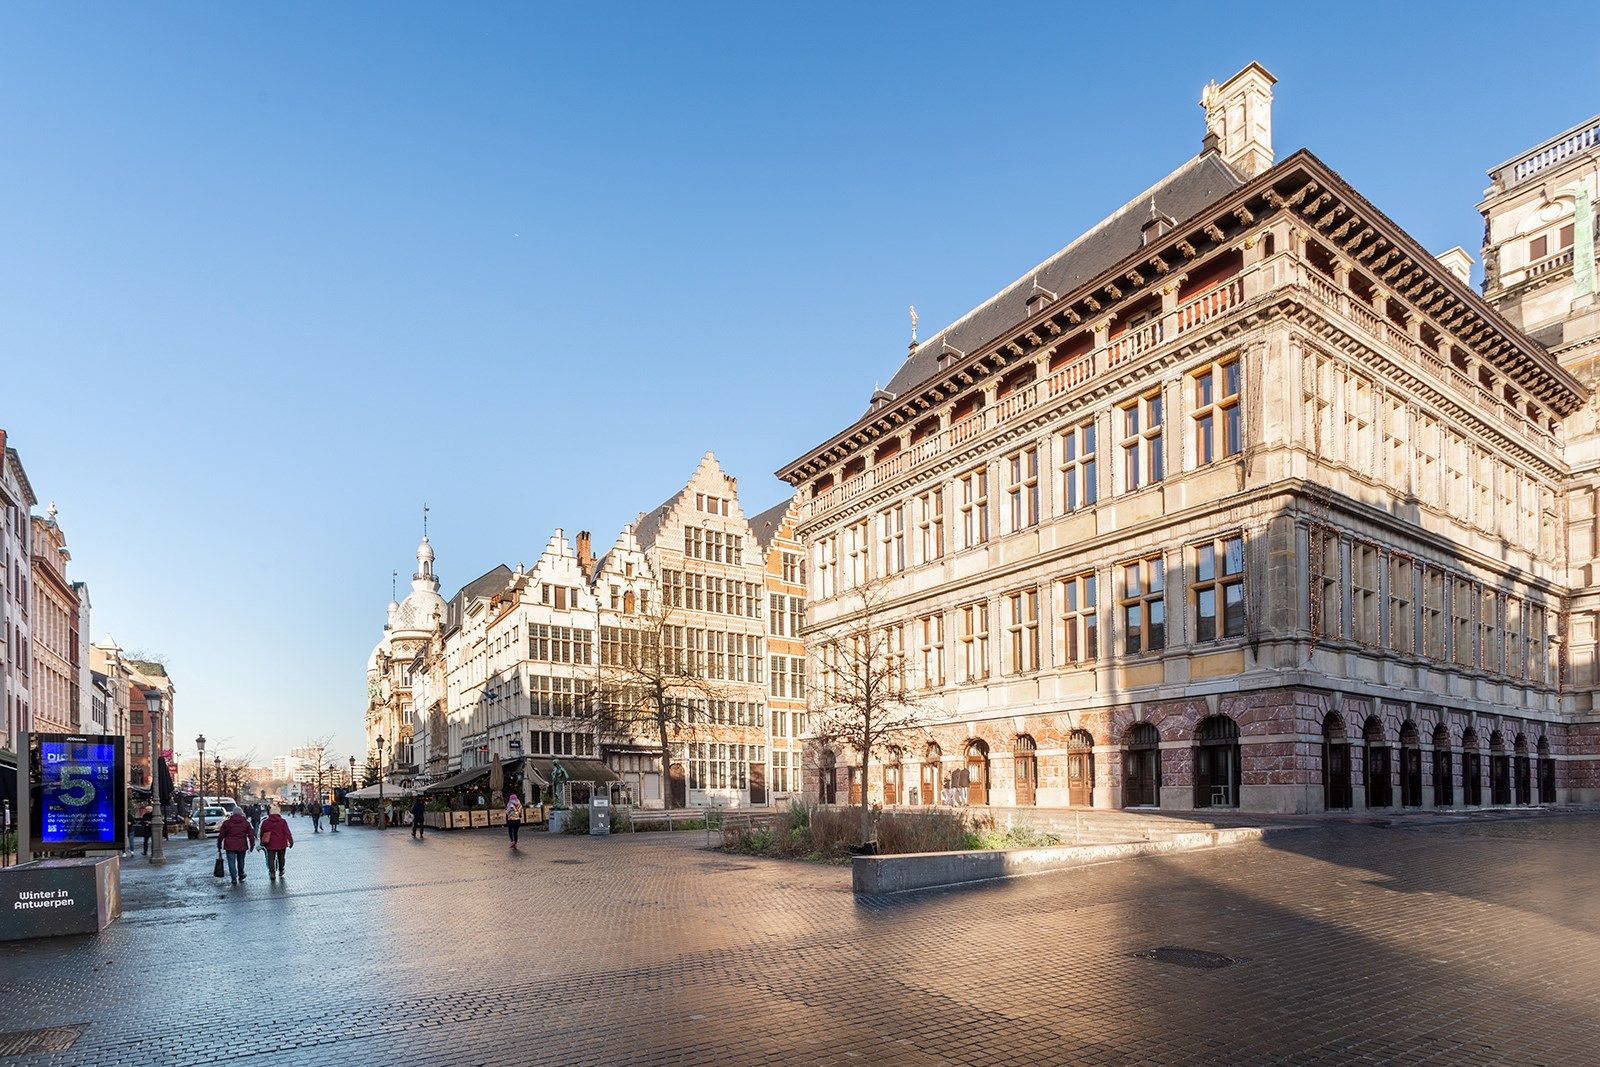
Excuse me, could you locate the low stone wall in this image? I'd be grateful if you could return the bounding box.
[851,827,1269,895]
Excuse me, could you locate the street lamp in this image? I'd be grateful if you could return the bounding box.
[349,755,356,787]
[376,735,386,828]
[214,756,223,802]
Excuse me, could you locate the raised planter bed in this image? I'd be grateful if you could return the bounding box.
[469,810,489,829]
[448,811,471,830]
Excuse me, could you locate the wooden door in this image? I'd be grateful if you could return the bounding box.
[1514,755,1530,805]
[1401,747,1422,807]
[1325,742,1352,810]
[848,767,862,806]
[749,762,767,806]
[1539,758,1556,803]
[920,763,937,805]
[882,764,900,806]
[1432,749,1453,806]
[1067,752,1092,807]
[1366,746,1392,808]
[1124,748,1158,807]
[668,762,687,808]
[1491,755,1511,804]
[965,755,988,806]
[820,764,837,804]
[1014,755,1036,806]
[1462,752,1482,805]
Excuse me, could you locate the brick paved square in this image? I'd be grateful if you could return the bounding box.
[1,813,1597,1065]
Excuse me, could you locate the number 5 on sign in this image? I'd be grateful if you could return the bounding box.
[56,764,97,807]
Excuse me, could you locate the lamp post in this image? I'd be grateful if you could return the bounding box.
[214,756,223,804]
[376,735,386,828]
[194,732,206,829]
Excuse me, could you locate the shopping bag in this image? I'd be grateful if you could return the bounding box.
[213,853,225,878]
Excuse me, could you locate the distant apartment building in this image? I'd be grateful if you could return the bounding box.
[0,431,36,796]
[31,505,83,735]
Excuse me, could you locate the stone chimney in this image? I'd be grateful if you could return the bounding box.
[1436,246,1475,286]
[1201,62,1277,178]
[576,530,593,575]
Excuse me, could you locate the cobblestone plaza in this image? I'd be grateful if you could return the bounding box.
[2,814,1597,1065]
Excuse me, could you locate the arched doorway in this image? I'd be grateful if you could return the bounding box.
[883,747,903,807]
[1399,722,1422,807]
[1431,724,1453,807]
[847,764,862,806]
[1124,723,1161,808]
[1013,735,1037,806]
[1323,712,1351,810]
[1193,715,1240,808]
[1364,716,1392,808]
[1490,731,1511,805]
[669,762,687,808]
[1513,733,1531,805]
[920,743,940,805]
[818,751,837,804]
[1461,728,1482,806]
[1067,729,1095,807]
[965,740,990,806]
[1538,737,1555,804]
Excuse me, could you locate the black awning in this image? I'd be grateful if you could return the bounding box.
[421,764,492,795]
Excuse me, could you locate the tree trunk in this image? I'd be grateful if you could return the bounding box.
[657,717,675,811]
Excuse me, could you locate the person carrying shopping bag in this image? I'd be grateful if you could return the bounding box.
[258,806,294,882]
[216,808,256,885]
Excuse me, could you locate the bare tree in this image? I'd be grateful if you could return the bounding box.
[586,600,718,810]
[809,580,929,843]
[300,734,339,805]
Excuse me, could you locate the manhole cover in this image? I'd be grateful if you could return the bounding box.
[0,1025,85,1056]
[549,859,584,865]
[1132,946,1240,969]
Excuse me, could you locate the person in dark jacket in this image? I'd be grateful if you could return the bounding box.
[138,804,154,855]
[309,801,323,833]
[216,810,256,885]
[410,793,427,838]
[258,806,294,881]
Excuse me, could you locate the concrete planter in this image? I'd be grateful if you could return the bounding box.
[851,827,1271,895]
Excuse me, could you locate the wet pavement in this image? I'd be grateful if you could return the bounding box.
[1,811,1598,1065]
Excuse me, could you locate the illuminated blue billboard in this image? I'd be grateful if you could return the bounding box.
[29,734,126,852]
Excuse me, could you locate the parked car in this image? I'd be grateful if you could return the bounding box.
[187,806,228,838]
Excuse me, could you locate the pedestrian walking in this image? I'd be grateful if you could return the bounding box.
[410,793,427,838]
[248,802,263,835]
[505,794,523,849]
[216,808,256,885]
[138,803,154,856]
[258,806,294,881]
[309,802,323,833]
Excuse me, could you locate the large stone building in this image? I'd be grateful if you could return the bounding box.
[30,505,85,736]
[751,497,807,803]
[0,431,36,797]
[779,64,1599,814]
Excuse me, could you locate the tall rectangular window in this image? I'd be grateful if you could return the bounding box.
[1388,554,1415,655]
[1005,446,1039,532]
[813,536,836,599]
[916,487,944,564]
[957,468,989,549]
[1058,420,1098,513]
[1192,358,1242,465]
[1479,588,1500,674]
[1120,556,1165,654]
[1121,390,1164,491]
[1423,567,1446,660]
[878,503,906,576]
[957,602,990,682]
[1004,588,1039,673]
[845,520,869,589]
[1310,529,1342,640]
[1450,578,1475,668]
[917,613,944,689]
[1059,572,1098,665]
[1505,597,1525,678]
[1351,543,1379,647]
[1192,535,1245,642]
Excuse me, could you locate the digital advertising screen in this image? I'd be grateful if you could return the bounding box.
[29,734,127,852]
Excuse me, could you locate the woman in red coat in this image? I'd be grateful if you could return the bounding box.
[258,807,294,882]
[216,810,256,885]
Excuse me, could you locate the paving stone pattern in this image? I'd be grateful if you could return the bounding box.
[2,812,1598,1065]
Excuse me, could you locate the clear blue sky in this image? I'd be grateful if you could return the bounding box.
[2,3,1594,764]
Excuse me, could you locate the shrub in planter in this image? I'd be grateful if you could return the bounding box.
[563,807,590,834]
[875,808,971,855]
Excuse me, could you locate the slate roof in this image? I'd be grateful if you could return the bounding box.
[443,564,514,635]
[879,152,1246,409]
[747,498,795,552]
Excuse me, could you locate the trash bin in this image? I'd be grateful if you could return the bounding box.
[588,792,610,836]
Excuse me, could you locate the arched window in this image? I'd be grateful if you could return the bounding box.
[1323,712,1351,810]
[920,743,941,806]
[623,590,636,614]
[1124,723,1161,808]
[819,750,838,805]
[1399,721,1422,808]
[1513,733,1531,805]
[1461,727,1482,806]
[965,740,991,806]
[1013,735,1038,806]
[1537,736,1555,804]
[1364,716,1392,808]
[1489,731,1511,805]
[1431,724,1453,807]
[1193,715,1240,808]
[1067,729,1095,807]
[883,747,904,807]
